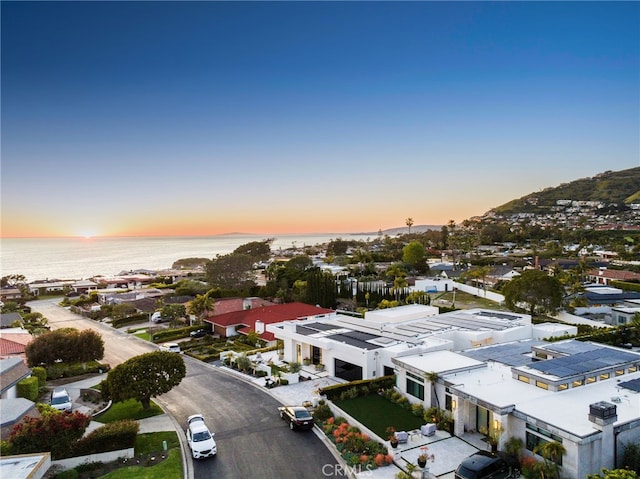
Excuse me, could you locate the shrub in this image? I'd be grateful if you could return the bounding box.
[0,439,12,456]
[17,377,39,401]
[54,469,79,479]
[279,378,289,386]
[9,409,91,459]
[45,361,109,380]
[313,403,334,423]
[32,367,46,388]
[319,375,396,400]
[72,420,139,456]
[411,402,424,417]
[288,361,302,373]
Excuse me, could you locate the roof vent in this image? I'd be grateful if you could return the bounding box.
[589,401,617,426]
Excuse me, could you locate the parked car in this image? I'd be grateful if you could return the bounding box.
[455,451,512,479]
[186,414,217,459]
[50,388,72,412]
[190,329,206,338]
[160,342,181,353]
[278,405,314,430]
[150,312,166,323]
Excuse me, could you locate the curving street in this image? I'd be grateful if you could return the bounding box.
[29,299,348,478]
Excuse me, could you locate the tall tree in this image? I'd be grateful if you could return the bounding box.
[406,217,414,234]
[188,292,215,323]
[206,252,255,290]
[502,269,563,317]
[101,351,186,410]
[233,239,273,261]
[25,328,104,367]
[161,304,187,327]
[402,241,426,273]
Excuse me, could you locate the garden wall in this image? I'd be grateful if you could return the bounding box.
[52,447,134,470]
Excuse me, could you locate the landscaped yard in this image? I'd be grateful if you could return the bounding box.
[334,394,425,438]
[72,434,182,479]
[98,448,181,479]
[94,399,164,423]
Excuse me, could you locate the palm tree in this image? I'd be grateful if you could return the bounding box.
[188,292,215,324]
[406,217,414,234]
[535,441,566,479]
[392,276,408,302]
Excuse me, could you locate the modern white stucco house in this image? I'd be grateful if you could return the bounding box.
[391,339,640,479]
[267,302,635,478]
[268,304,572,382]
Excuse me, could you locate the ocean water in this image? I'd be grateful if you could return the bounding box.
[0,233,375,282]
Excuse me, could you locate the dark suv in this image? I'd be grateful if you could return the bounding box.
[455,451,512,479]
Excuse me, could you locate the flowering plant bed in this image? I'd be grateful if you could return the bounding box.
[320,416,394,471]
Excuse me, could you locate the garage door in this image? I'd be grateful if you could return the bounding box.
[334,358,362,382]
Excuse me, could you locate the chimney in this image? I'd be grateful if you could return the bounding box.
[255,320,265,335]
[588,401,617,471]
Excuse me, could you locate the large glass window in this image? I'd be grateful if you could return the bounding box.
[406,379,424,400]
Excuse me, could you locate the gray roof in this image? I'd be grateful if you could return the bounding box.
[0,312,22,328]
[0,398,37,427]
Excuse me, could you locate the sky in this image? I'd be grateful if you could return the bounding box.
[1,1,639,238]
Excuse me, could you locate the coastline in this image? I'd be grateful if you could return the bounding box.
[0,233,377,282]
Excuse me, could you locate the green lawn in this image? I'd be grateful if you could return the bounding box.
[95,399,164,423]
[135,431,180,455]
[98,448,182,479]
[334,394,424,438]
[133,331,151,341]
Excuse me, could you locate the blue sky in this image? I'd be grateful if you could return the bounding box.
[2,1,639,237]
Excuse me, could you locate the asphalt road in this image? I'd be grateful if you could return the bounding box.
[29,298,348,478]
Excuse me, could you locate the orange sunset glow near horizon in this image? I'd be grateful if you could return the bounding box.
[2,2,638,241]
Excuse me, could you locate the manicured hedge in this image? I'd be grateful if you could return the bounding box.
[71,419,139,457]
[319,375,396,401]
[611,280,640,293]
[110,314,149,329]
[17,377,39,401]
[32,366,47,388]
[152,326,193,343]
[45,361,111,380]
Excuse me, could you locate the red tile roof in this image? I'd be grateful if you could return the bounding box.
[204,302,333,341]
[0,334,32,359]
[212,297,275,316]
[587,269,640,281]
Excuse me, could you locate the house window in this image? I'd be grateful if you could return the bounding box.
[557,383,568,391]
[407,372,424,382]
[535,381,549,390]
[572,379,583,388]
[600,373,610,380]
[406,379,424,400]
[586,376,596,384]
[526,431,563,465]
[517,375,530,384]
[629,366,638,373]
[616,369,625,376]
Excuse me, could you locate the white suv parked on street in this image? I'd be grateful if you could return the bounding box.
[186,414,217,459]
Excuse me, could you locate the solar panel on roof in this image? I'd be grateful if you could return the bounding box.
[302,322,338,331]
[619,378,640,393]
